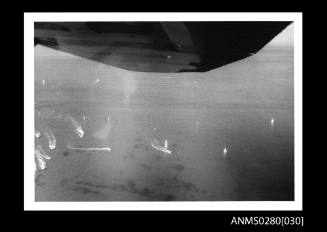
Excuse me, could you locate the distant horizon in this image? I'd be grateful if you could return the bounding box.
[264,23,293,48]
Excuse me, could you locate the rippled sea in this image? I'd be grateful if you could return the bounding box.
[34,46,294,201]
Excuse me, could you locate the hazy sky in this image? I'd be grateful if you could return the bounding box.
[267,23,293,47]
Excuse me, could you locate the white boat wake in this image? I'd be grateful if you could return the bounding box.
[35,145,51,171]
[68,116,84,138]
[45,131,56,149]
[66,144,111,152]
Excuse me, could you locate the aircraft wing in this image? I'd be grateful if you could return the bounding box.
[34,22,291,73]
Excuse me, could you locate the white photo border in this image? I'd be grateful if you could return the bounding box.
[24,12,302,211]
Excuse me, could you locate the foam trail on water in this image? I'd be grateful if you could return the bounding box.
[35,145,51,171]
[35,145,51,160]
[66,145,111,152]
[151,139,172,154]
[36,156,47,170]
[45,131,56,149]
[69,116,84,138]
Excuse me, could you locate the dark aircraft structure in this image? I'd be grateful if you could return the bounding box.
[34,22,291,72]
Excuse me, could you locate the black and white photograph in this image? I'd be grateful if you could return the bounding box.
[24,13,302,210]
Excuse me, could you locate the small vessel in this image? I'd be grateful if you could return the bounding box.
[91,78,100,87]
[223,147,228,157]
[151,139,172,154]
[35,130,41,138]
[75,126,84,138]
